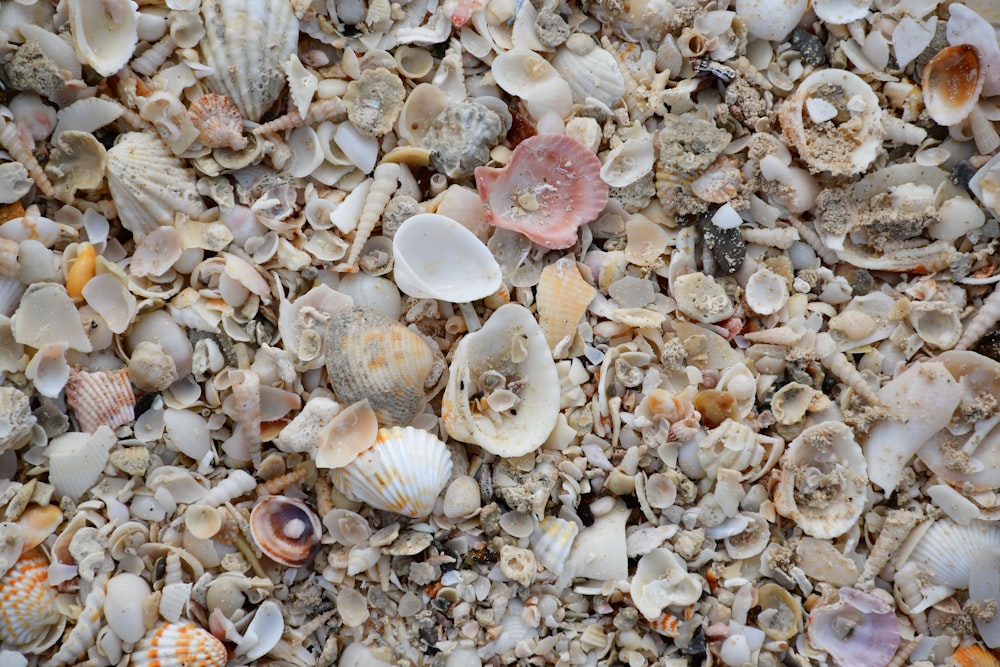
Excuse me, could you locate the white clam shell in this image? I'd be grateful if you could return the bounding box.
[330,426,453,518]
[491,49,573,121]
[630,548,702,620]
[104,572,151,642]
[392,213,502,302]
[67,0,138,77]
[442,304,560,457]
[25,343,70,399]
[13,283,92,353]
[442,475,482,519]
[904,519,1000,590]
[236,599,283,661]
[47,426,116,501]
[735,0,808,41]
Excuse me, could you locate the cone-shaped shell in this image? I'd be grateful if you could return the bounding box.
[0,550,60,650]
[475,134,608,250]
[249,496,322,568]
[536,257,596,358]
[132,622,227,667]
[65,367,135,434]
[922,44,984,127]
[200,0,298,121]
[330,426,453,518]
[324,307,436,426]
[106,132,206,238]
[442,304,560,457]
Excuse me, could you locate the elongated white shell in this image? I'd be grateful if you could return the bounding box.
[104,572,150,642]
[67,0,138,77]
[330,426,453,518]
[200,0,299,121]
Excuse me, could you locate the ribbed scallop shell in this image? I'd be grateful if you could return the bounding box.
[65,367,134,434]
[551,35,626,108]
[324,307,436,426]
[200,0,298,121]
[132,622,228,667]
[951,645,1000,667]
[106,132,206,238]
[330,426,453,518]
[188,94,247,150]
[904,519,1000,589]
[536,257,597,358]
[47,426,116,501]
[530,517,579,575]
[249,496,322,568]
[0,550,60,649]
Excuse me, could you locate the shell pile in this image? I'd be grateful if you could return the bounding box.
[6,0,1000,665]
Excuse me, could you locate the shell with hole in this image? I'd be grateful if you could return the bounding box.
[249,495,323,568]
[442,303,560,457]
[329,425,453,518]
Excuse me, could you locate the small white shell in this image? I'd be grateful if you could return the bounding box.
[491,49,573,121]
[811,0,873,24]
[442,475,482,519]
[745,267,789,315]
[67,0,138,77]
[104,572,151,643]
[630,548,702,620]
[600,139,655,188]
[392,213,502,302]
[736,0,808,41]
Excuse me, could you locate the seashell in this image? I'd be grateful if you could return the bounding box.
[0,386,36,454]
[442,475,481,519]
[947,5,1000,97]
[536,257,597,358]
[530,516,579,576]
[774,421,868,539]
[745,266,789,315]
[908,300,962,350]
[672,272,734,324]
[184,504,222,540]
[779,69,884,176]
[922,45,984,127]
[45,130,107,203]
[323,509,372,546]
[392,213,502,302]
[630,548,702,620]
[551,34,626,108]
[132,622,227,667]
[188,94,247,150]
[105,572,151,643]
[330,426,453,518]
[600,138,655,188]
[811,0,873,24]
[14,282,92,353]
[950,645,1000,667]
[26,344,70,399]
[47,426,116,501]
[249,495,322,568]
[807,588,898,667]
[234,599,283,660]
[42,573,105,667]
[200,0,298,121]
[65,367,134,434]
[396,83,447,147]
[423,102,503,180]
[475,134,608,250]
[66,0,138,77]
[395,46,434,80]
[491,49,573,121]
[0,550,61,651]
[314,399,379,469]
[139,91,201,155]
[336,161,400,272]
[736,0,808,41]
[755,582,802,640]
[324,307,436,427]
[106,132,206,238]
[343,68,406,138]
[0,120,54,199]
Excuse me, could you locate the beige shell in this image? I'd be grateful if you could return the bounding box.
[249,496,322,568]
[536,257,597,359]
[65,367,135,434]
[756,582,803,640]
[324,307,437,427]
[66,0,138,77]
[47,426,116,501]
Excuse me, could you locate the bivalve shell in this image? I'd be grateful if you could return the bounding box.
[536,257,597,358]
[47,426,116,501]
[922,44,984,127]
[132,622,227,667]
[249,496,323,568]
[65,367,135,434]
[0,550,61,651]
[67,0,138,77]
[329,426,453,518]
[104,572,151,642]
[807,588,899,667]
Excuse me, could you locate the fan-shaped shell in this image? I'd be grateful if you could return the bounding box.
[903,518,1000,590]
[324,307,437,427]
[475,134,608,250]
[132,622,227,667]
[535,256,597,358]
[922,44,984,127]
[551,34,626,108]
[47,426,116,501]
[249,496,322,568]
[442,303,560,457]
[0,550,60,650]
[106,132,206,238]
[330,426,453,518]
[188,94,247,150]
[200,0,298,122]
[65,367,135,434]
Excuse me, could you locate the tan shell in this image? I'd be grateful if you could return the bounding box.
[756,582,802,640]
[249,495,322,568]
[324,307,437,426]
[65,367,135,434]
[536,257,597,359]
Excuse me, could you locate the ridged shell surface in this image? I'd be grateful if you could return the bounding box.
[131,622,228,667]
[106,132,206,237]
[200,0,299,121]
[65,367,135,434]
[551,36,626,108]
[330,426,453,518]
[536,257,597,358]
[0,550,60,649]
[47,426,116,501]
[531,516,579,575]
[904,519,1000,589]
[324,307,435,426]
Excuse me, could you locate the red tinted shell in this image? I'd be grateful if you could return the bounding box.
[249,496,322,568]
[132,622,228,667]
[0,549,60,649]
[474,133,609,249]
[188,93,248,150]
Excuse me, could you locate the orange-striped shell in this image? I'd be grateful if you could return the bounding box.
[951,645,1000,667]
[131,622,228,667]
[0,549,61,648]
[646,612,681,637]
[65,367,135,434]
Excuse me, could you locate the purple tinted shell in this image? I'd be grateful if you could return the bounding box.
[807,588,900,667]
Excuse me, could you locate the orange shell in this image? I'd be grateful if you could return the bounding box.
[646,612,681,637]
[922,44,984,126]
[535,257,596,358]
[951,645,1000,667]
[0,550,60,648]
[66,243,96,300]
[475,133,608,250]
[189,93,248,150]
[132,622,228,667]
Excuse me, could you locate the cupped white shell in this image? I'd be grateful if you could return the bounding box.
[104,572,151,642]
[330,426,453,518]
[392,213,502,302]
[67,0,138,77]
[442,304,560,457]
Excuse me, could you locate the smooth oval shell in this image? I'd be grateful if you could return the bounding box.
[132,622,227,667]
[324,307,436,427]
[756,582,802,640]
[0,550,60,650]
[104,572,151,642]
[249,496,322,568]
[330,426,453,518]
[922,44,984,127]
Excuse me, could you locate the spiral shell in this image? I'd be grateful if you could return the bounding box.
[249,496,323,568]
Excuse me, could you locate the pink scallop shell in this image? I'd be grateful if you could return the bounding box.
[474,133,608,250]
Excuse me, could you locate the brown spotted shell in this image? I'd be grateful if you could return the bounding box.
[324,307,436,426]
[249,495,322,568]
[188,93,248,150]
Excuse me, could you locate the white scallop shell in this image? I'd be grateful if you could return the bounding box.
[903,519,1000,590]
[392,213,502,302]
[530,517,579,576]
[106,132,206,238]
[330,426,453,518]
[551,34,626,108]
[442,304,561,457]
[47,426,116,501]
[200,0,299,121]
[67,0,138,77]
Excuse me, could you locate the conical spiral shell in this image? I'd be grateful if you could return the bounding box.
[330,426,453,518]
[200,0,299,121]
[131,622,228,667]
[0,550,60,649]
[324,307,436,426]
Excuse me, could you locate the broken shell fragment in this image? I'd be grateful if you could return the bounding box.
[630,548,702,621]
[249,496,323,568]
[536,256,597,358]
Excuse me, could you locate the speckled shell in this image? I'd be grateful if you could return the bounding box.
[0,550,60,650]
[106,132,206,238]
[330,426,453,518]
[188,94,248,150]
[249,496,322,568]
[922,44,984,127]
[200,0,298,121]
[324,307,436,426]
[65,367,135,434]
[131,622,228,667]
